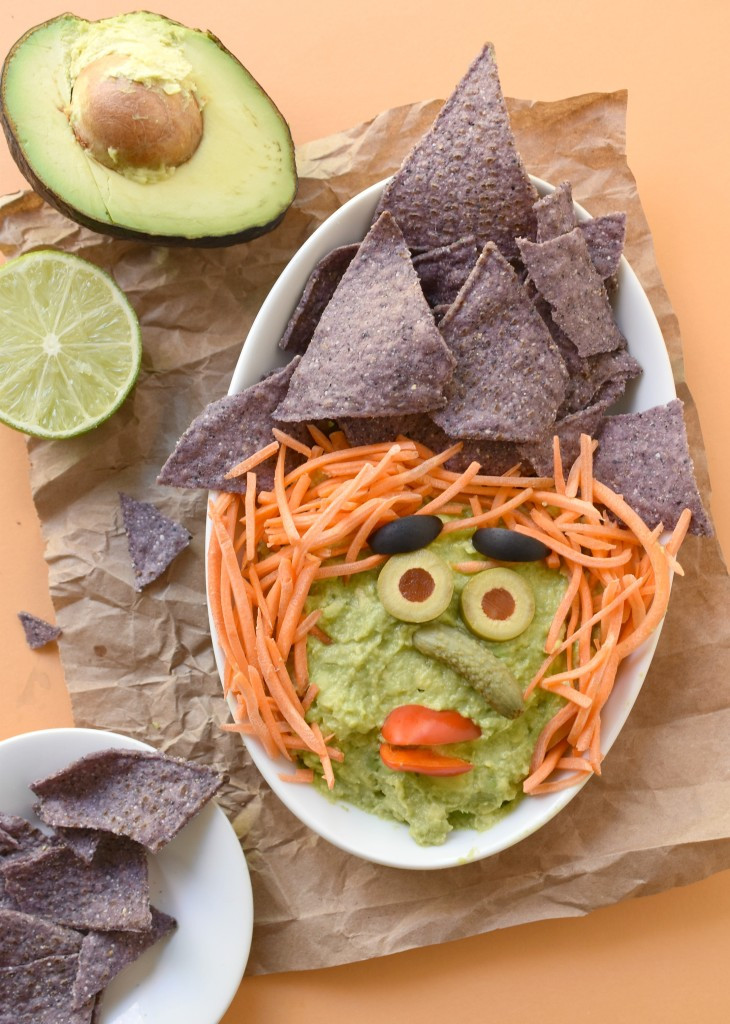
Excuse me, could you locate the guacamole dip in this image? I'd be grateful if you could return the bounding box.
[304,527,568,846]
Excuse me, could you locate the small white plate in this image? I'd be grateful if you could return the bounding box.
[0,727,253,1024]
[207,177,675,870]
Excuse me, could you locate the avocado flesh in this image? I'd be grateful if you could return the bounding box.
[1,13,297,245]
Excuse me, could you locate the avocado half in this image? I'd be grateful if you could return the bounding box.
[0,12,298,246]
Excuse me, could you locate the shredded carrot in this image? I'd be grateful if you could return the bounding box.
[224,440,279,480]
[207,426,689,800]
[272,427,313,459]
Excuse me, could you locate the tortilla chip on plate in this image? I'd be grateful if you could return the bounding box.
[54,827,105,865]
[373,43,537,259]
[535,182,576,240]
[533,296,641,415]
[31,748,225,854]
[274,212,455,422]
[72,906,176,1008]
[431,242,567,442]
[279,243,359,355]
[580,212,627,279]
[1,835,151,932]
[412,236,479,308]
[0,953,97,1024]
[593,399,713,535]
[158,359,307,494]
[519,391,617,476]
[0,908,82,967]
[518,228,624,356]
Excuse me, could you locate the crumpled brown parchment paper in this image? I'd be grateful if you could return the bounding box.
[2,92,729,975]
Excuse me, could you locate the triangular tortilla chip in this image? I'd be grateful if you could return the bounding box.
[518,228,624,356]
[158,359,307,494]
[593,400,713,535]
[412,236,479,308]
[2,836,151,932]
[17,611,61,649]
[279,244,358,355]
[374,44,537,259]
[0,909,82,967]
[431,243,567,442]
[274,213,455,421]
[119,494,190,591]
[72,906,176,1008]
[535,182,576,241]
[32,748,225,854]
[580,212,626,279]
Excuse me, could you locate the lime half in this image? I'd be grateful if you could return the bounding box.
[0,250,141,439]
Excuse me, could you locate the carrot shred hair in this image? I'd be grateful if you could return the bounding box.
[207,426,688,798]
[225,440,279,480]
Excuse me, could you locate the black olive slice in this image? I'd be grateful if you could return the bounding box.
[472,527,550,562]
[369,514,443,555]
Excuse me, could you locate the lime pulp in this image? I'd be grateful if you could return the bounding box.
[0,249,141,439]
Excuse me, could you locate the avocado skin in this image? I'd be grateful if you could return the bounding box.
[0,16,298,248]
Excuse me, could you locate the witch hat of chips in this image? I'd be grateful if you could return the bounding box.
[274,212,455,422]
[373,43,537,259]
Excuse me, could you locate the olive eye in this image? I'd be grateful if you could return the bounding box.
[460,568,535,641]
[377,550,453,623]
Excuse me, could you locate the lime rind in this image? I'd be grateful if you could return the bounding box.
[0,249,141,439]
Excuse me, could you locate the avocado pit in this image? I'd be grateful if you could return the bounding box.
[69,54,203,176]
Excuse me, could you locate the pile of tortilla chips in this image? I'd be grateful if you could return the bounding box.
[159,42,710,536]
[0,748,224,1022]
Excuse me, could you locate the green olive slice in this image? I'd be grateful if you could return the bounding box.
[460,567,535,641]
[377,550,453,623]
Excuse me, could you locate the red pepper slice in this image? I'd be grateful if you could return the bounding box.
[379,743,473,776]
[381,704,481,746]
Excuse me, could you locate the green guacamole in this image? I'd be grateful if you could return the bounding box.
[303,528,568,846]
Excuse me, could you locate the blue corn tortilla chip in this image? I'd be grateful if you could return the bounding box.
[0,953,97,1024]
[593,400,713,535]
[518,228,624,356]
[431,243,567,442]
[274,213,455,422]
[412,236,479,308]
[279,244,358,355]
[1,835,151,932]
[31,748,225,854]
[374,44,537,260]
[533,184,626,279]
[0,814,58,911]
[580,212,627,280]
[54,828,105,865]
[17,611,61,650]
[519,392,617,477]
[119,494,191,591]
[535,182,576,241]
[0,828,19,855]
[339,415,522,475]
[532,296,641,415]
[158,359,308,494]
[72,905,176,1008]
[0,909,83,966]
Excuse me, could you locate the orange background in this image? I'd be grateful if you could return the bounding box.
[1,2,729,1021]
